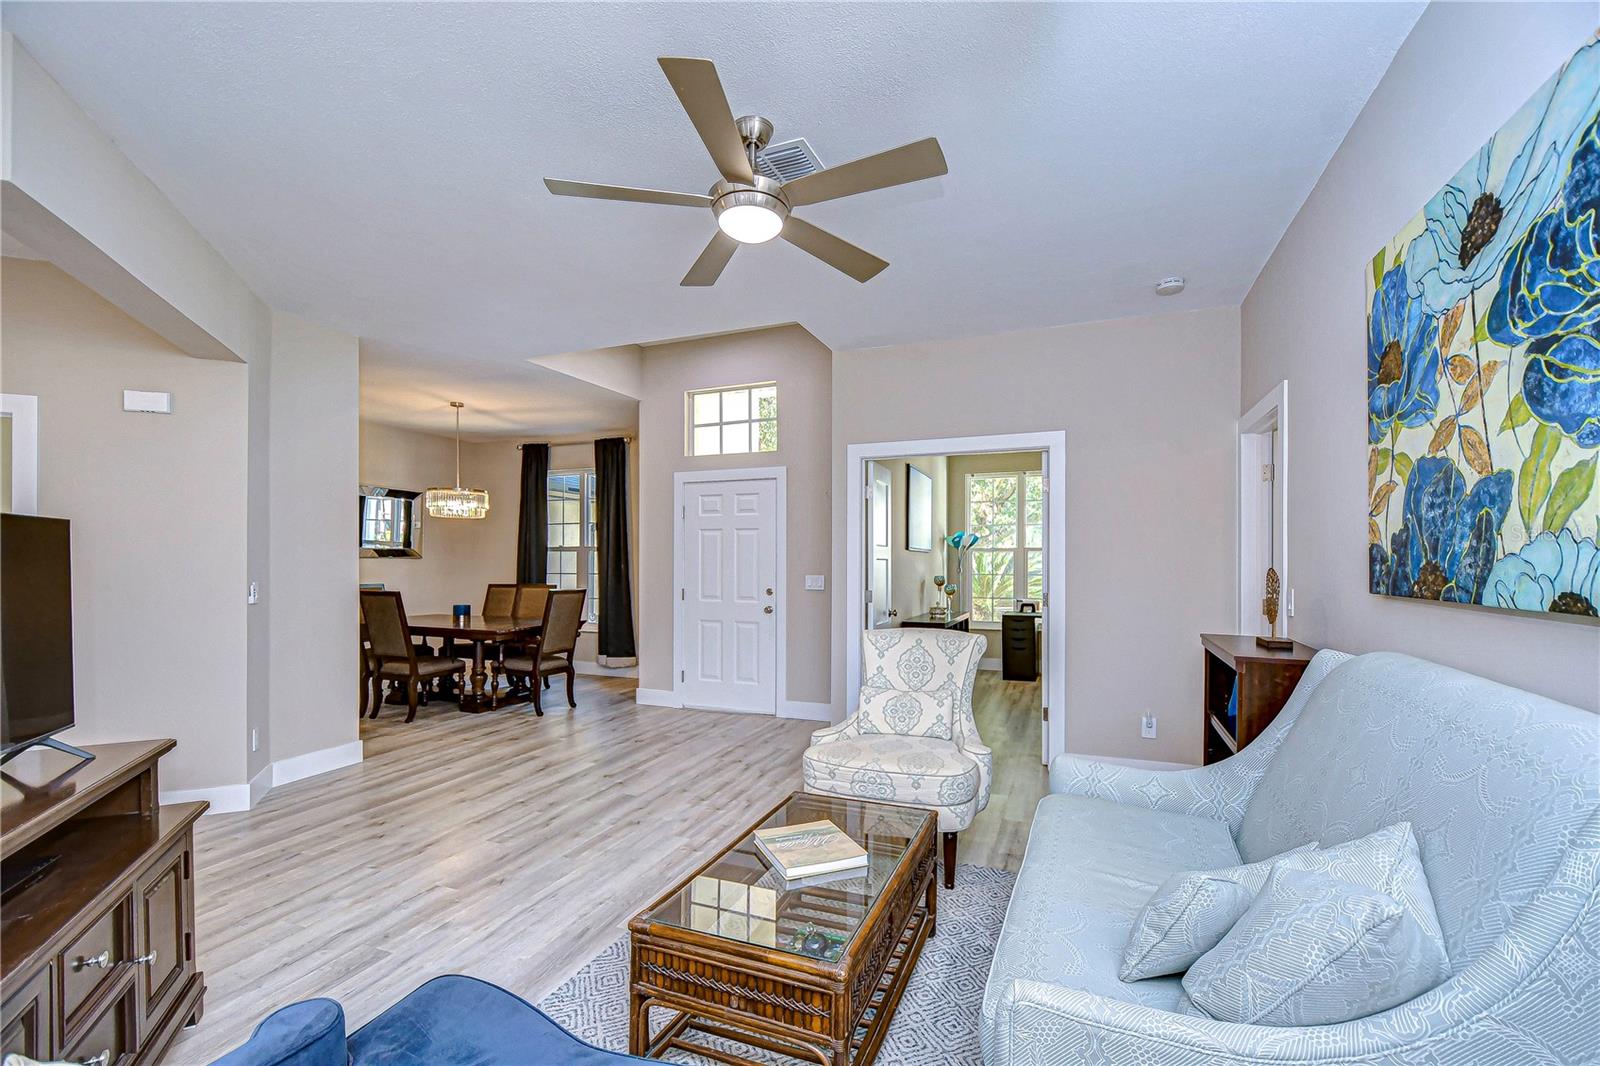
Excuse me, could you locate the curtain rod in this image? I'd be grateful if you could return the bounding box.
[516,438,633,449]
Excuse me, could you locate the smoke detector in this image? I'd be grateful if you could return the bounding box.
[1154,276,1186,297]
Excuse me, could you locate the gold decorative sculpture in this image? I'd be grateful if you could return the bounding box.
[1256,567,1294,650]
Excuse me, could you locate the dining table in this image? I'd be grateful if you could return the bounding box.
[406,614,542,712]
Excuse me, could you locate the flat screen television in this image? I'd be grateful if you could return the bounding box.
[1,514,78,762]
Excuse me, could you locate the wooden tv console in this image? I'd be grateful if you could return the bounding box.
[1,740,205,1065]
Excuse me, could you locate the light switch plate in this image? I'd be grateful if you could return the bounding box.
[805,575,825,591]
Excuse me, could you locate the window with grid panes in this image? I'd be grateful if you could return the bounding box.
[687,383,777,456]
[965,472,1044,624]
[546,471,599,621]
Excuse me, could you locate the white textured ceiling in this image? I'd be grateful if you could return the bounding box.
[1,2,1421,434]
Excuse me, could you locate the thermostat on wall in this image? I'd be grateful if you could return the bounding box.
[123,389,173,414]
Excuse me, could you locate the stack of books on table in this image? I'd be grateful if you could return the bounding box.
[752,820,869,885]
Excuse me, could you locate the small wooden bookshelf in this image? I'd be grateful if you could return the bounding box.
[1201,634,1317,765]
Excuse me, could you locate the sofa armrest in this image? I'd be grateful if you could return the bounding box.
[1048,755,1256,830]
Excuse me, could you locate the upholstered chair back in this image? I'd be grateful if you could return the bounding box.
[540,588,587,656]
[360,591,412,663]
[1238,651,1599,971]
[482,583,518,617]
[514,583,553,623]
[857,629,986,743]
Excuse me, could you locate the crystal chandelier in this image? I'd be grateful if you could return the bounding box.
[424,402,490,519]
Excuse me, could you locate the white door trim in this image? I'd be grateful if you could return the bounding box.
[1238,381,1289,635]
[845,431,1067,763]
[673,466,786,713]
[1,394,39,514]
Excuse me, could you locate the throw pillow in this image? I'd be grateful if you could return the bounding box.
[1121,843,1318,980]
[854,688,952,738]
[1183,866,1451,1025]
[1284,822,1448,961]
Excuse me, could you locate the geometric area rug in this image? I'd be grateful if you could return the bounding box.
[539,865,1017,1065]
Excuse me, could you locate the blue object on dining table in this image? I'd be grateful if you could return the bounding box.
[452,604,471,621]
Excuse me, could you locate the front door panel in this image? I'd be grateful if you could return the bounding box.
[681,478,777,714]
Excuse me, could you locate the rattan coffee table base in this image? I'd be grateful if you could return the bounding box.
[630,899,934,1066]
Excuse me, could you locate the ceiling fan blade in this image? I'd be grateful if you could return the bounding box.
[681,231,739,286]
[780,216,888,283]
[658,57,755,184]
[782,137,947,207]
[543,179,711,209]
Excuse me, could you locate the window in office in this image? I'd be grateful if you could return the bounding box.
[965,472,1044,624]
[687,383,777,456]
[546,471,599,620]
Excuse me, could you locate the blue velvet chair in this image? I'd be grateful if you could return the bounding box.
[209,974,646,1065]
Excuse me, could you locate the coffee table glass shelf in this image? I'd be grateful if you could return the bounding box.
[629,792,937,1066]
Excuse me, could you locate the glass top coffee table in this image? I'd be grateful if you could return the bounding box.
[628,792,938,1066]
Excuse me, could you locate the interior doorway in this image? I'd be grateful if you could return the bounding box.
[846,431,1066,765]
[1239,382,1289,636]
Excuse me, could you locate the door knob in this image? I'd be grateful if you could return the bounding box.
[763,606,774,614]
[765,587,774,596]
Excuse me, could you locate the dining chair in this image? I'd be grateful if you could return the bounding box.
[358,620,376,718]
[513,583,553,624]
[361,590,465,723]
[502,588,587,716]
[483,583,519,617]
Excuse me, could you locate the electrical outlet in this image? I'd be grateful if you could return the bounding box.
[250,728,259,753]
[1140,713,1157,740]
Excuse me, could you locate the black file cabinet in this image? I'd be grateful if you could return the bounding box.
[1000,613,1039,681]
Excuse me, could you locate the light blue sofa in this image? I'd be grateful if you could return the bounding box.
[981,650,1600,1065]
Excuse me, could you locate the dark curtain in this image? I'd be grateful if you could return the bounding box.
[594,436,638,666]
[515,443,549,583]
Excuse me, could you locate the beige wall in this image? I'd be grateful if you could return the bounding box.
[267,311,359,762]
[885,455,948,621]
[358,423,638,666]
[834,308,1242,763]
[637,325,833,707]
[1240,3,1600,711]
[0,257,249,791]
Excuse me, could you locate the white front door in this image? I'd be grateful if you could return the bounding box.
[680,477,778,714]
[867,462,894,628]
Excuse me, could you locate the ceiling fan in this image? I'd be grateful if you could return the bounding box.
[543,57,948,286]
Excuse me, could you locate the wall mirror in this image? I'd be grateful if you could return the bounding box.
[359,485,422,558]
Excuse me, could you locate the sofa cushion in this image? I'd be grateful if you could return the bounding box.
[802,734,978,806]
[981,793,1242,1047]
[1184,867,1452,1026]
[1237,651,1600,968]
[208,998,346,1066]
[1120,843,1318,980]
[346,975,641,1065]
[855,688,953,739]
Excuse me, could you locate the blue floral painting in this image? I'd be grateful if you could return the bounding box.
[1369,33,1600,620]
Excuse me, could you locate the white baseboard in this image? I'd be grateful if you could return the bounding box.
[272,739,364,788]
[779,700,835,722]
[634,687,683,708]
[575,660,638,678]
[159,782,253,814]
[248,764,273,807]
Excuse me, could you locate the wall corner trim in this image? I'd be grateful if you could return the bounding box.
[247,764,273,808]
[159,782,252,815]
[634,687,684,709]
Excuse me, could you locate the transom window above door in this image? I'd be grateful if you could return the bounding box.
[687,383,778,457]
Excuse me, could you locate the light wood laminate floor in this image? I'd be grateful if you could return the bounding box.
[168,672,1046,1062]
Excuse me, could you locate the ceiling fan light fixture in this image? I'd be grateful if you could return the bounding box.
[711,176,788,244]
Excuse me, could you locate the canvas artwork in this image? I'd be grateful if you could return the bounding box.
[1368,33,1600,619]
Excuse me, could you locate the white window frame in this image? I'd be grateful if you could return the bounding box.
[963,470,1044,627]
[686,382,778,457]
[547,469,599,621]
[1,394,39,515]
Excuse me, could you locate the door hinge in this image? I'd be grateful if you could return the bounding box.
[1262,463,1274,483]
[680,588,685,601]
[682,505,686,519]
[680,669,685,682]
[1042,705,1048,721]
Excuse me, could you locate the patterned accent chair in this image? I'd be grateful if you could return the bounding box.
[802,628,990,889]
[981,650,1600,1066]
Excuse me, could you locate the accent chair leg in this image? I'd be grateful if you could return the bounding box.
[369,676,384,718]
[565,665,576,708]
[942,832,957,889]
[405,679,420,723]
[531,672,545,717]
